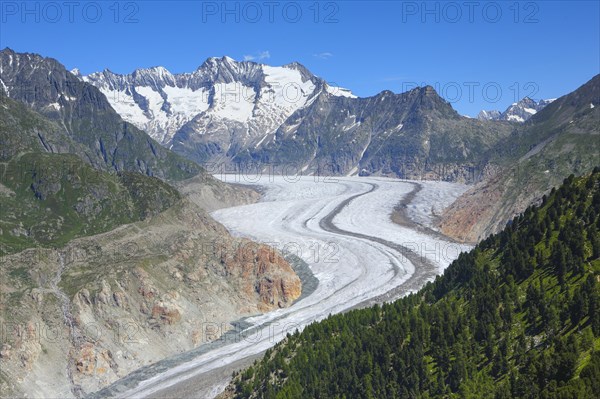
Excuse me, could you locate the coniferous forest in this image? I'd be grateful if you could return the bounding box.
[229,169,600,399]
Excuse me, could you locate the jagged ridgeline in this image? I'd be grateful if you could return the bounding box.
[0,94,180,256]
[0,48,201,180]
[225,171,600,399]
[82,55,514,181]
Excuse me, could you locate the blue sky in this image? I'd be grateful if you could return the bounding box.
[1,0,598,116]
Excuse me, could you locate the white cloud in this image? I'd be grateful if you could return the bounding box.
[313,52,333,59]
[380,76,408,82]
[243,50,271,61]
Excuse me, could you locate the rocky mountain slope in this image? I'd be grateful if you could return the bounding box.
[0,50,302,398]
[478,97,555,122]
[440,74,599,242]
[0,48,201,180]
[0,198,301,398]
[84,58,514,181]
[235,85,512,181]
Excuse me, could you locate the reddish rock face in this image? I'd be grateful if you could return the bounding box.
[213,240,302,309]
[438,174,506,243]
[281,278,302,302]
[151,302,182,325]
[75,343,115,376]
[76,344,97,375]
[222,241,302,309]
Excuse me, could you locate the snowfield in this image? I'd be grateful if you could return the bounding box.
[94,176,471,399]
[83,60,349,147]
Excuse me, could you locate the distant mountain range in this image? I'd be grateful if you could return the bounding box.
[82,57,514,181]
[477,97,556,122]
[81,57,355,146]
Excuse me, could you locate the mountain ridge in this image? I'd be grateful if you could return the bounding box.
[440,74,600,242]
[83,56,513,181]
[478,97,556,123]
[0,48,202,181]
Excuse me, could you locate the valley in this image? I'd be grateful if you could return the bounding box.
[88,176,470,398]
[0,40,597,398]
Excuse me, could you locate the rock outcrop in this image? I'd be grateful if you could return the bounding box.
[0,198,301,398]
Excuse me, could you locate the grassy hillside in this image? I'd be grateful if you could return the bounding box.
[226,170,600,399]
[0,94,180,256]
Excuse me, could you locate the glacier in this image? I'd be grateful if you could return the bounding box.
[90,176,470,399]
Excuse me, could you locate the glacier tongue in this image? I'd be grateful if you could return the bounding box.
[98,175,469,399]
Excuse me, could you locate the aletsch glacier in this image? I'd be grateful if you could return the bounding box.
[92,176,471,398]
[77,55,481,398]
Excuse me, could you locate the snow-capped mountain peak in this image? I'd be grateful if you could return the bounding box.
[325,83,357,98]
[477,97,555,122]
[83,57,349,145]
[477,109,501,121]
